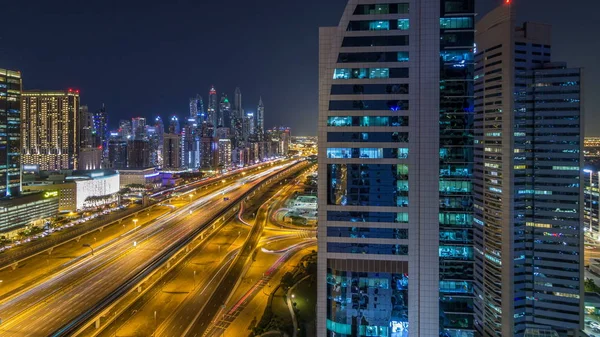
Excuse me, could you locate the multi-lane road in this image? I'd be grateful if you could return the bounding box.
[0,161,300,336]
[85,164,316,337]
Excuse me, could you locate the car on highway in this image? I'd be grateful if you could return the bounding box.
[223,197,230,201]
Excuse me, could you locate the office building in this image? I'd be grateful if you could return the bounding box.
[318,1,476,336]
[200,137,216,170]
[22,89,80,171]
[93,104,109,161]
[78,147,102,170]
[245,112,255,139]
[182,118,200,169]
[131,117,146,139]
[473,5,583,336]
[0,192,59,239]
[79,105,94,148]
[23,170,120,211]
[584,166,600,237]
[218,139,232,169]
[118,119,132,140]
[127,139,150,169]
[256,97,265,140]
[168,116,180,134]
[207,86,218,135]
[107,139,128,169]
[119,167,161,189]
[0,68,22,197]
[219,94,232,129]
[163,133,182,170]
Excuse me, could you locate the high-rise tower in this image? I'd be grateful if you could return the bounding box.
[256,97,265,140]
[318,1,475,336]
[473,5,583,336]
[168,116,180,134]
[207,86,218,135]
[22,89,80,170]
[0,68,21,197]
[219,94,232,128]
[234,87,242,118]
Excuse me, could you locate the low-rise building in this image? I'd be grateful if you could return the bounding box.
[23,170,120,211]
[119,168,162,189]
[0,192,59,239]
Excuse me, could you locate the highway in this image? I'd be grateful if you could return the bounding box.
[87,164,316,337]
[0,159,285,269]
[0,161,299,336]
[154,168,316,337]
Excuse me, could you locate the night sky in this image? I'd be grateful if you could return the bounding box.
[1,0,597,136]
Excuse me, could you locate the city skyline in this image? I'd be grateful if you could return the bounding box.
[1,0,597,136]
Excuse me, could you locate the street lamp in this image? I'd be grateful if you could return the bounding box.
[133,218,139,228]
[82,243,94,256]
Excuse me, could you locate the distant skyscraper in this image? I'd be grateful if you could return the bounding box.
[22,89,80,170]
[93,104,109,156]
[182,118,200,169]
[234,87,242,118]
[107,139,128,169]
[119,119,132,140]
[154,116,165,167]
[473,5,583,336]
[219,94,232,128]
[256,97,265,140]
[163,133,182,169]
[79,105,94,148]
[200,137,216,170]
[207,86,218,135]
[232,87,244,146]
[218,139,232,169]
[168,116,180,134]
[127,139,150,168]
[0,68,21,197]
[154,116,164,137]
[318,1,475,336]
[245,112,255,138]
[146,126,161,168]
[131,117,146,139]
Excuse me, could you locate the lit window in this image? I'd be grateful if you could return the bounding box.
[397,19,410,30]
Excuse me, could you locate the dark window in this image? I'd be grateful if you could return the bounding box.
[342,35,409,47]
[330,84,409,95]
[337,52,409,63]
[353,3,409,15]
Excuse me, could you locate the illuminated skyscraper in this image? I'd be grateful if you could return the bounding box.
[219,94,232,128]
[154,116,165,167]
[234,87,242,118]
[218,139,232,168]
[168,115,180,134]
[207,86,218,135]
[256,97,265,140]
[93,104,109,157]
[163,133,182,169]
[79,105,94,147]
[318,1,475,336]
[131,117,146,140]
[22,89,80,170]
[473,5,583,336]
[119,119,132,140]
[0,68,22,197]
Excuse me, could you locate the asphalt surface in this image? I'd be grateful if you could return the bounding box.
[0,163,294,337]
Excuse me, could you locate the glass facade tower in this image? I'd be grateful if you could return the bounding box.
[473,4,583,336]
[318,1,475,336]
[0,69,21,197]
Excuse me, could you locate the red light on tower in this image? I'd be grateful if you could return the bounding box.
[506,0,511,3]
